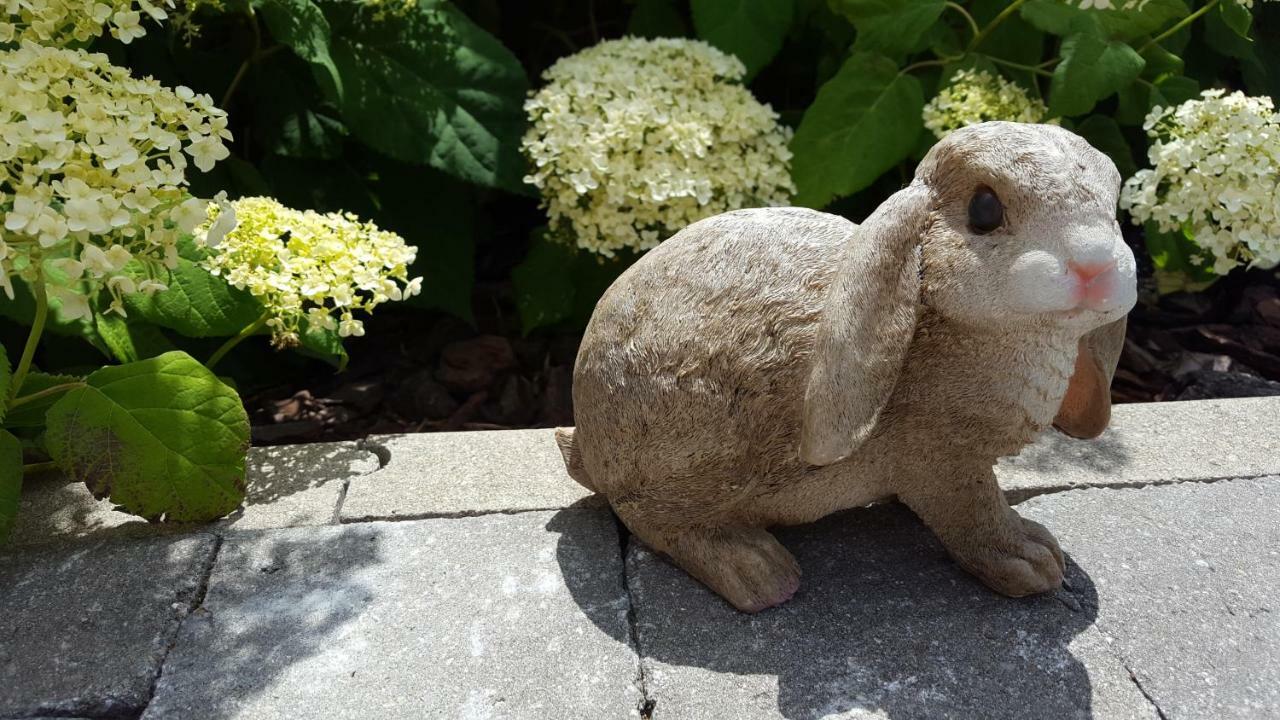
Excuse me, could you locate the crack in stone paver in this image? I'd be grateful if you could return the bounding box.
[1125,661,1171,720]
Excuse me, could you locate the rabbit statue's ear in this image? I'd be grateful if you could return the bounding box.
[1053,317,1127,439]
[800,183,930,466]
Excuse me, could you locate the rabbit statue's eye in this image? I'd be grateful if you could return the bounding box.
[968,187,1004,234]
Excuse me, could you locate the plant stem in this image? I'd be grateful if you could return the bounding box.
[10,282,48,401]
[9,381,86,409]
[207,314,269,370]
[968,0,1029,51]
[945,1,982,40]
[1140,0,1219,53]
[23,461,58,476]
[220,7,263,109]
[986,55,1056,77]
[902,56,963,74]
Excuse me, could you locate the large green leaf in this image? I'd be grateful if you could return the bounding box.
[628,0,690,37]
[1219,0,1252,38]
[831,0,946,57]
[1075,115,1137,179]
[1116,74,1199,126]
[321,0,529,191]
[0,344,9,424]
[3,372,83,429]
[251,53,349,160]
[124,242,266,339]
[1049,31,1145,117]
[95,313,178,364]
[1021,0,1187,40]
[44,352,249,523]
[691,0,794,78]
[1203,4,1254,58]
[790,52,924,208]
[0,429,20,542]
[512,229,576,335]
[254,0,344,101]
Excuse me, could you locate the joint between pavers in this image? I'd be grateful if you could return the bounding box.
[1007,471,1279,505]
[137,533,224,720]
[613,515,655,720]
[339,506,578,524]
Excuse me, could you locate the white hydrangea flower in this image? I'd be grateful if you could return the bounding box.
[521,37,795,257]
[196,197,423,348]
[1,0,172,46]
[1120,90,1280,275]
[0,42,231,314]
[922,69,1050,140]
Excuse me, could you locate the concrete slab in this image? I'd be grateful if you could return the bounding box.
[0,534,217,718]
[999,397,1280,502]
[10,441,379,546]
[627,505,1156,720]
[340,429,603,521]
[145,510,642,719]
[1022,476,1280,719]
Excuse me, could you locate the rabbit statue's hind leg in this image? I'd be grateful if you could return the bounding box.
[620,509,801,613]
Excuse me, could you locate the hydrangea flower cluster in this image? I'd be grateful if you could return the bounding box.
[1,0,171,46]
[521,37,795,257]
[1120,90,1280,275]
[196,197,423,347]
[922,69,1049,140]
[0,42,231,316]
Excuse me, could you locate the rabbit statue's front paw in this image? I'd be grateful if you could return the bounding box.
[953,515,1066,597]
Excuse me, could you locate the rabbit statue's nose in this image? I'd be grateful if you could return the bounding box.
[1068,260,1119,309]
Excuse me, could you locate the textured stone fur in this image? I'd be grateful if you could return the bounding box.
[560,122,1136,612]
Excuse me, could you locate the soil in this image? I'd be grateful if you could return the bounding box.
[242,268,1280,447]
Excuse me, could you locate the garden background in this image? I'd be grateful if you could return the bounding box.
[1,0,1278,530]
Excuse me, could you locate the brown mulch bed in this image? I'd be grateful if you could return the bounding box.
[243,270,1280,447]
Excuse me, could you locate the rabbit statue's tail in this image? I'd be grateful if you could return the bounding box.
[555,427,595,492]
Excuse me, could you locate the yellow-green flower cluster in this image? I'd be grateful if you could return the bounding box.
[922,69,1049,140]
[1120,90,1280,275]
[196,197,423,347]
[521,37,795,257]
[1,0,172,46]
[0,42,231,316]
[363,0,416,20]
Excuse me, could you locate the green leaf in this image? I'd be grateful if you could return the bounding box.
[1021,0,1187,40]
[831,0,946,56]
[124,240,266,339]
[321,1,529,191]
[0,280,108,356]
[298,318,349,371]
[1220,0,1252,38]
[691,0,794,78]
[1140,42,1184,78]
[628,0,690,37]
[1203,4,1254,58]
[512,229,576,334]
[1049,31,1145,117]
[1144,222,1218,293]
[1075,115,1137,179]
[94,313,178,364]
[3,372,83,429]
[251,53,349,160]
[0,429,20,543]
[0,344,9,424]
[1116,74,1199,126]
[44,351,249,523]
[255,0,344,101]
[790,52,924,208]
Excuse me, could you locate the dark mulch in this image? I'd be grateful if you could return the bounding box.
[242,269,1280,447]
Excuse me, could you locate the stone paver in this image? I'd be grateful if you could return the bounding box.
[628,475,1280,719]
[0,534,217,718]
[145,510,641,719]
[627,505,1155,720]
[340,429,604,521]
[998,397,1280,502]
[11,441,379,546]
[1025,476,1280,719]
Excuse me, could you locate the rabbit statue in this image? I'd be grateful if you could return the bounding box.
[556,122,1137,613]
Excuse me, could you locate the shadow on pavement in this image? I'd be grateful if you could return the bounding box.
[557,502,1102,720]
